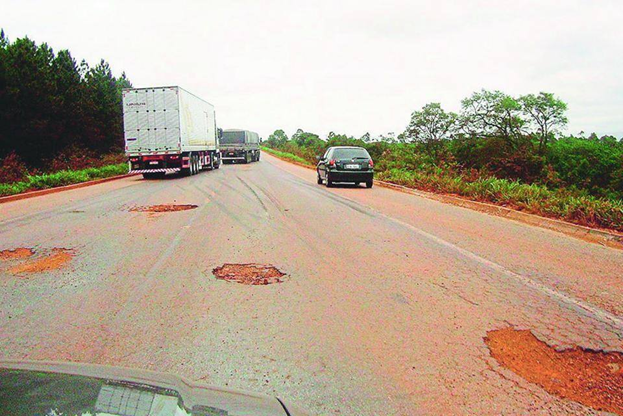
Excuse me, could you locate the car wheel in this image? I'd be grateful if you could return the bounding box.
[317,174,323,185]
[326,173,333,187]
[366,179,373,188]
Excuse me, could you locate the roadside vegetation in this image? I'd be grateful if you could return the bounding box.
[263,91,623,232]
[0,162,128,197]
[0,30,130,190]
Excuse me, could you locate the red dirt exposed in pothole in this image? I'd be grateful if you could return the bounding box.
[485,327,623,415]
[130,204,198,213]
[0,248,34,260]
[9,248,73,274]
[212,263,286,285]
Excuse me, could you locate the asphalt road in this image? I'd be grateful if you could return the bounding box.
[1,152,622,415]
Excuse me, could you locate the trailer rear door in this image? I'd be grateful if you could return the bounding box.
[123,87,181,154]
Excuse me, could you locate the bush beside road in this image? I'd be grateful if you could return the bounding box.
[0,163,128,197]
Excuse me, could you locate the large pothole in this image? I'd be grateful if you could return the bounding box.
[485,327,623,415]
[130,204,198,213]
[9,248,74,275]
[212,263,286,285]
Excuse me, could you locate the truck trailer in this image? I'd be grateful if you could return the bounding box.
[122,86,222,178]
[221,129,260,163]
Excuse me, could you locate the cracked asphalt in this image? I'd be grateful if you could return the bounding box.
[1,152,622,415]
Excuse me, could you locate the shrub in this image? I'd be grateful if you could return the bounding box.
[547,136,623,198]
[0,163,128,197]
[0,152,29,184]
[377,168,623,231]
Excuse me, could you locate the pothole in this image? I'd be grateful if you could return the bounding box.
[9,248,74,274]
[130,204,198,213]
[485,327,623,415]
[212,263,286,285]
[0,248,34,261]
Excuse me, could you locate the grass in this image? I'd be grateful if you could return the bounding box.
[378,168,623,232]
[0,163,128,197]
[262,146,623,232]
[261,147,312,166]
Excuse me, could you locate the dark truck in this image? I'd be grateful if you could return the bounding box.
[221,129,260,163]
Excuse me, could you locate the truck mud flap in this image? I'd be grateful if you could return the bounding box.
[130,168,181,173]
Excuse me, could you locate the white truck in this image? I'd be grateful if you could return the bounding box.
[122,86,222,178]
[221,129,261,163]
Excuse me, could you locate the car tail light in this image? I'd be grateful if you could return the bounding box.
[129,157,139,162]
[329,159,336,167]
[368,159,374,168]
[168,155,180,160]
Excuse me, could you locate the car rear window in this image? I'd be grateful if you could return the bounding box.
[332,148,370,159]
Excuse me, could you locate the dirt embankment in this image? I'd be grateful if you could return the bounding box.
[485,327,623,415]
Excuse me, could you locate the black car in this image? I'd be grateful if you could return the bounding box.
[316,146,374,188]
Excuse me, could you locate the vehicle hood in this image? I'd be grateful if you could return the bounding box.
[0,359,309,416]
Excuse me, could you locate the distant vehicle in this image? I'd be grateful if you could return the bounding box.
[0,360,311,416]
[221,129,260,164]
[316,146,374,188]
[122,86,222,179]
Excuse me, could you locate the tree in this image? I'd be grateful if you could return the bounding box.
[291,128,321,148]
[0,30,131,170]
[520,92,567,153]
[381,132,398,143]
[460,89,526,147]
[265,129,289,147]
[404,103,458,158]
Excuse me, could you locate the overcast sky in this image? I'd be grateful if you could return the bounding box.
[4,0,623,139]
